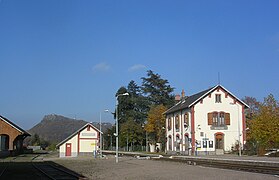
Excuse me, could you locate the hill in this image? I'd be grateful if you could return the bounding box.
[27,114,112,144]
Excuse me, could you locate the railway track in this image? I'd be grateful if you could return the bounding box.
[32,161,84,180]
[153,156,279,176]
[0,153,86,180]
[103,150,279,176]
[0,159,9,177]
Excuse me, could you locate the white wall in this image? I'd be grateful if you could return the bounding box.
[193,89,243,152]
[59,135,78,157]
[166,88,245,154]
[59,125,100,157]
[79,126,99,152]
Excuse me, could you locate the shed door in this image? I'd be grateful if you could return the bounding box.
[66,143,71,156]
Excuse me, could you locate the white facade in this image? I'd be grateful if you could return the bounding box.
[57,123,100,157]
[165,85,248,155]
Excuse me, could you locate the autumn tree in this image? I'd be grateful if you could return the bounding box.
[145,104,167,146]
[250,94,279,154]
[242,96,261,155]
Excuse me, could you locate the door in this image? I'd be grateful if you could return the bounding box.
[215,133,224,155]
[184,135,189,155]
[176,136,180,152]
[65,143,71,156]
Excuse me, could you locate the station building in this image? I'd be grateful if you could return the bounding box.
[56,123,101,157]
[165,85,249,155]
[0,115,30,156]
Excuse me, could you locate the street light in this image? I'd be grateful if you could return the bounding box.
[115,92,129,163]
[100,109,109,158]
[230,102,241,156]
[142,123,148,152]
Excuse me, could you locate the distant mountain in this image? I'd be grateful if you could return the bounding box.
[27,114,113,144]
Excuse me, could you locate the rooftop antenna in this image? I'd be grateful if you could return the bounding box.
[218,72,221,85]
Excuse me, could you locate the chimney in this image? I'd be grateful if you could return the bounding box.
[175,94,181,101]
[181,89,185,98]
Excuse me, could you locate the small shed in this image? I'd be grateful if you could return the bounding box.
[0,115,30,156]
[56,123,101,157]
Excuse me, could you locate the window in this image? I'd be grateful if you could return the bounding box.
[212,112,218,125]
[209,141,213,148]
[0,134,9,151]
[213,112,225,126]
[220,112,225,125]
[208,112,230,126]
[175,115,180,132]
[200,132,204,137]
[184,113,189,128]
[203,140,207,148]
[215,94,221,103]
[167,118,172,130]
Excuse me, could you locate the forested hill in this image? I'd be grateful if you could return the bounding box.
[27,114,112,144]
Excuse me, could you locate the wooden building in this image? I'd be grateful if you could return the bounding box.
[56,123,101,157]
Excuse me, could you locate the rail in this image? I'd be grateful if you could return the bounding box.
[0,153,85,180]
[103,150,279,176]
[32,154,85,180]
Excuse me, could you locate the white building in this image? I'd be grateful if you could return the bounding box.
[165,85,249,155]
[56,123,101,157]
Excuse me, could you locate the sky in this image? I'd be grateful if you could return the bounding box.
[0,0,279,130]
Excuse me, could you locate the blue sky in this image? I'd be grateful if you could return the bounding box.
[0,0,279,130]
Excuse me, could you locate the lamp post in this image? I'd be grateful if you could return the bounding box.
[115,92,129,163]
[230,102,241,156]
[142,123,148,152]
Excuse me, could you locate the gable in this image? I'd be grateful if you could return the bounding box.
[0,115,30,136]
[56,123,100,147]
[165,85,249,115]
[79,125,98,139]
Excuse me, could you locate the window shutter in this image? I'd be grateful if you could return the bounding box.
[225,113,230,125]
[208,113,213,125]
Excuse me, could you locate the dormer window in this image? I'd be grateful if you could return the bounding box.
[215,94,221,103]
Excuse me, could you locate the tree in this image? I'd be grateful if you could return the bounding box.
[115,86,130,124]
[127,80,149,124]
[113,70,176,151]
[242,96,261,155]
[141,70,175,108]
[250,94,279,154]
[242,96,260,120]
[120,118,144,151]
[31,134,41,146]
[103,126,115,150]
[145,104,167,145]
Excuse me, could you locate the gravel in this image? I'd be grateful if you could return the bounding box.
[49,155,279,180]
